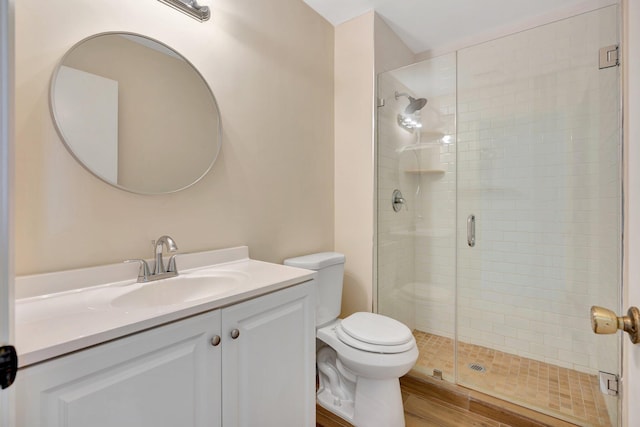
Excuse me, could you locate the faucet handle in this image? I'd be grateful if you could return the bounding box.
[125,259,151,283]
[167,255,178,274]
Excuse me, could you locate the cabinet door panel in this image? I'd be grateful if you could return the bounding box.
[222,282,315,427]
[16,310,221,427]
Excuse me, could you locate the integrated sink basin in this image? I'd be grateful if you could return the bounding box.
[111,270,250,309]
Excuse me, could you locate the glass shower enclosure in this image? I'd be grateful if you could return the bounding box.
[376,6,621,427]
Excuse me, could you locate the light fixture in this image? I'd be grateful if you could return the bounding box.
[158,0,210,22]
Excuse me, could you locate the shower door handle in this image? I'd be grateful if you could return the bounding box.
[467,214,475,247]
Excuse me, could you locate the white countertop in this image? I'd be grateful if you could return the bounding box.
[15,247,315,368]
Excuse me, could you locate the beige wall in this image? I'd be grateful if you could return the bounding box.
[374,15,416,74]
[14,0,334,275]
[334,12,375,316]
[334,12,414,316]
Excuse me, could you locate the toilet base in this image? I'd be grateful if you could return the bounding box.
[352,377,405,427]
[317,385,356,423]
[316,347,406,427]
[317,346,356,422]
[318,377,405,427]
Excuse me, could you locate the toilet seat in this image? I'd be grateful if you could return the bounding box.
[336,313,414,354]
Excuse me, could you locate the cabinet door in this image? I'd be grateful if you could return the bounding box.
[16,310,222,427]
[222,281,315,427]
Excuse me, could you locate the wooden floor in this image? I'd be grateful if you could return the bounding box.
[403,394,509,427]
[317,375,581,427]
[317,393,506,427]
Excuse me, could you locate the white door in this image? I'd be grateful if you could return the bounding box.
[0,0,15,426]
[624,1,640,425]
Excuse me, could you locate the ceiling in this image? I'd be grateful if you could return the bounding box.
[302,0,609,53]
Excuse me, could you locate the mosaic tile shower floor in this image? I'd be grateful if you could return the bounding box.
[412,331,612,427]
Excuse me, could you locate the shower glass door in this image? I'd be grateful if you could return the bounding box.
[456,7,620,426]
[377,53,457,381]
[376,5,621,427]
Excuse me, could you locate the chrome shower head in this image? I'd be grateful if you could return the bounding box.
[394,91,428,114]
[405,97,427,114]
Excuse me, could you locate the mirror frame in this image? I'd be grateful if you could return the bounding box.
[49,31,222,195]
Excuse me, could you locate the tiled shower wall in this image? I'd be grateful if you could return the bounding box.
[456,6,620,374]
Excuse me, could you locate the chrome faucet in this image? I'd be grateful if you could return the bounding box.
[154,235,178,275]
[125,235,179,283]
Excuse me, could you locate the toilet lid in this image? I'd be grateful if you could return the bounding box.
[336,325,416,354]
[341,312,413,346]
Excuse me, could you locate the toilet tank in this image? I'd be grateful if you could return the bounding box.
[284,252,345,327]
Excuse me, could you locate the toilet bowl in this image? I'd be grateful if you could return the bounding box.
[316,316,418,426]
[319,313,418,379]
[284,253,418,427]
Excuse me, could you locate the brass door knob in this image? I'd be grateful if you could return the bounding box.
[591,306,640,344]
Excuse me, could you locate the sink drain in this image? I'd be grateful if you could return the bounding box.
[468,363,486,373]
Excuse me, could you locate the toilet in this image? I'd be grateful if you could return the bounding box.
[284,252,418,427]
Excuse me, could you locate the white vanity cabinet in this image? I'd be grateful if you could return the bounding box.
[221,280,315,426]
[16,309,223,427]
[15,281,315,427]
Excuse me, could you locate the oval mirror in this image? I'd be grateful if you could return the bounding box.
[50,32,221,194]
